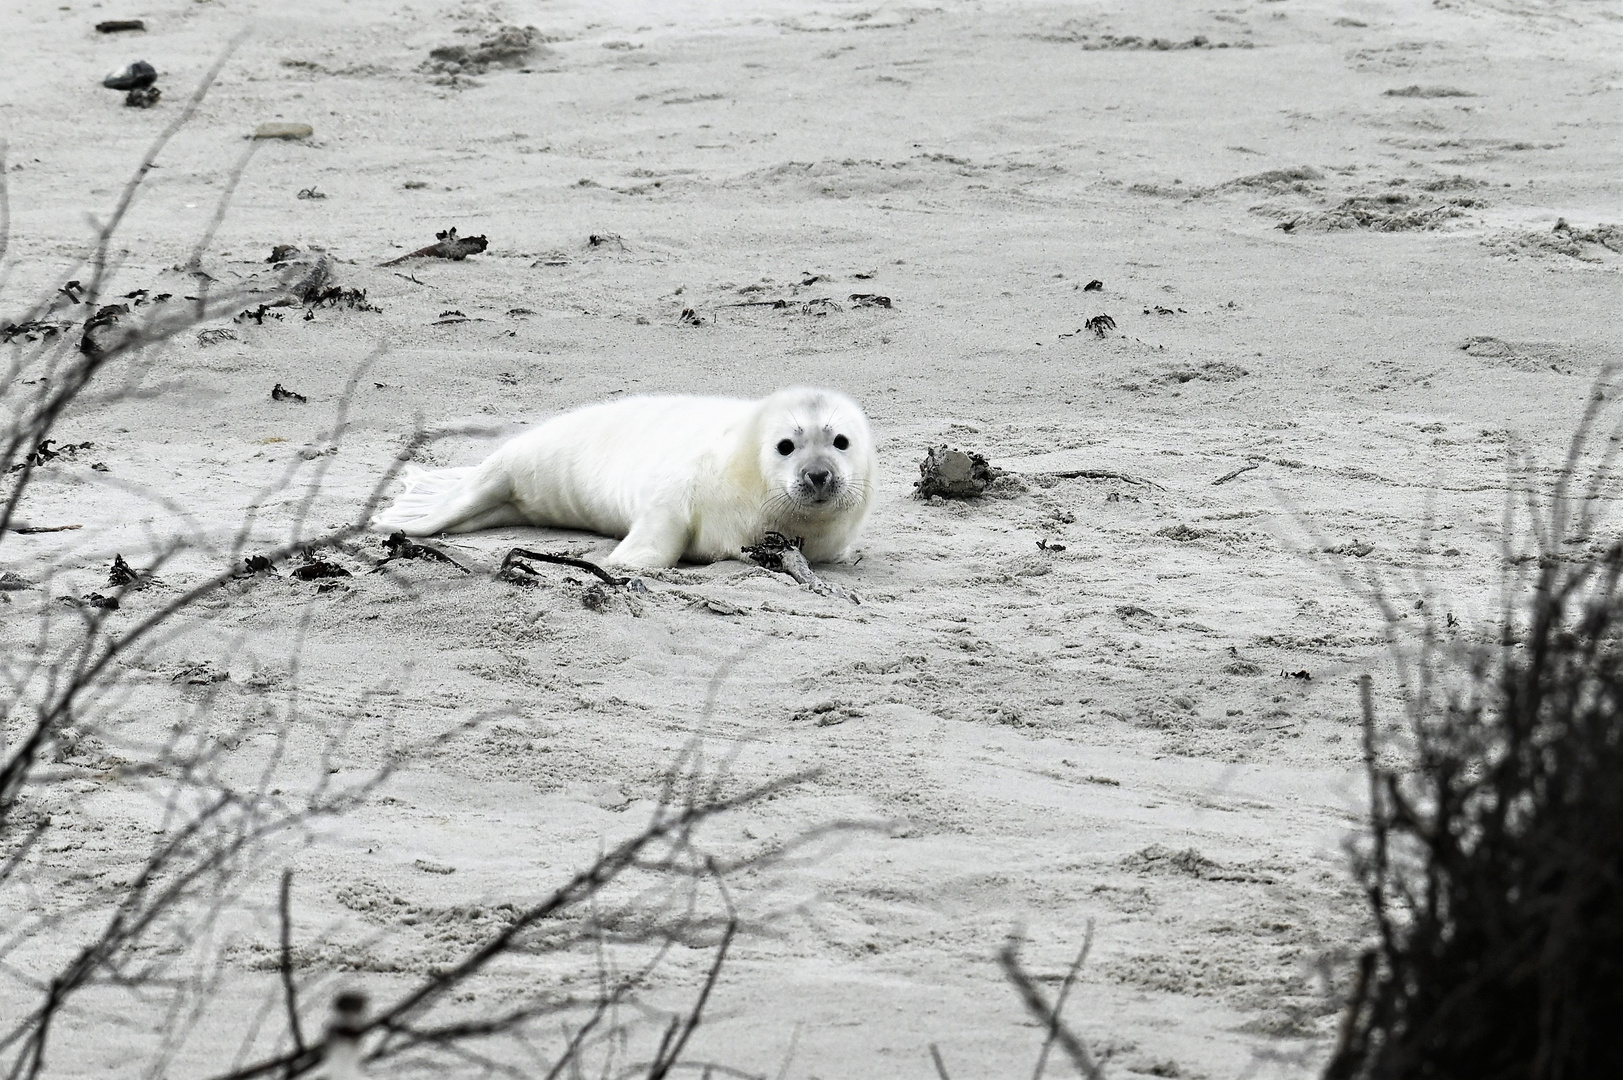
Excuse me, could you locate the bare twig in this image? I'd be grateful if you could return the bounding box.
[184,138,262,277]
[929,1044,953,1080]
[199,772,813,1080]
[999,932,1103,1080]
[1212,461,1261,485]
[1032,922,1094,1080]
[86,35,247,303]
[278,871,306,1060]
[645,920,736,1080]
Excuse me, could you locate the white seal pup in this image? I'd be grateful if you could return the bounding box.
[373,387,876,568]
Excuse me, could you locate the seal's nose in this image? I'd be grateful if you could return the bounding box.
[806,469,833,493]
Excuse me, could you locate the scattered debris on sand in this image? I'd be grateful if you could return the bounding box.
[743,532,859,603]
[380,228,489,267]
[291,555,351,581]
[107,554,154,589]
[7,440,93,474]
[1085,314,1116,337]
[375,532,469,573]
[282,253,379,311]
[1083,279,1104,291]
[271,383,307,403]
[235,304,282,325]
[95,19,145,33]
[914,446,998,499]
[2,319,71,343]
[848,293,892,308]
[124,86,160,108]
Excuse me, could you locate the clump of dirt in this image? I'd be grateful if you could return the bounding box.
[1419,174,1487,192]
[1492,218,1623,262]
[1133,166,1324,201]
[914,446,998,499]
[1122,844,1276,883]
[1078,34,1249,50]
[1215,166,1324,195]
[1156,360,1249,385]
[424,25,550,77]
[79,304,130,358]
[790,700,865,726]
[1459,337,1576,375]
[1280,192,1473,232]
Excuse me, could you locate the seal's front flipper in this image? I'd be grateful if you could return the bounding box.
[604,512,689,568]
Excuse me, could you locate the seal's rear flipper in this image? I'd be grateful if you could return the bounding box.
[373,465,513,535]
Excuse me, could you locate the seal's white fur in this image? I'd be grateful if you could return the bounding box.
[374,387,877,568]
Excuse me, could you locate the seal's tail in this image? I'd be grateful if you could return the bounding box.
[373,465,515,535]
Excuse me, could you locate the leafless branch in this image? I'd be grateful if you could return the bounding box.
[999,931,1102,1080]
[1032,921,1094,1080]
[278,871,306,1060]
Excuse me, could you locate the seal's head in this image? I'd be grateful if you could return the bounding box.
[755,387,876,522]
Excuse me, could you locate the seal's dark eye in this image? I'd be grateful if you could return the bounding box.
[776,439,795,456]
[833,434,850,451]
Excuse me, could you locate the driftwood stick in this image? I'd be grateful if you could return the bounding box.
[378,229,488,268]
[6,524,84,534]
[1212,461,1262,485]
[501,547,628,586]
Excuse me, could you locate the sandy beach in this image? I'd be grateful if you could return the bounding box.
[2,0,1621,1075]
